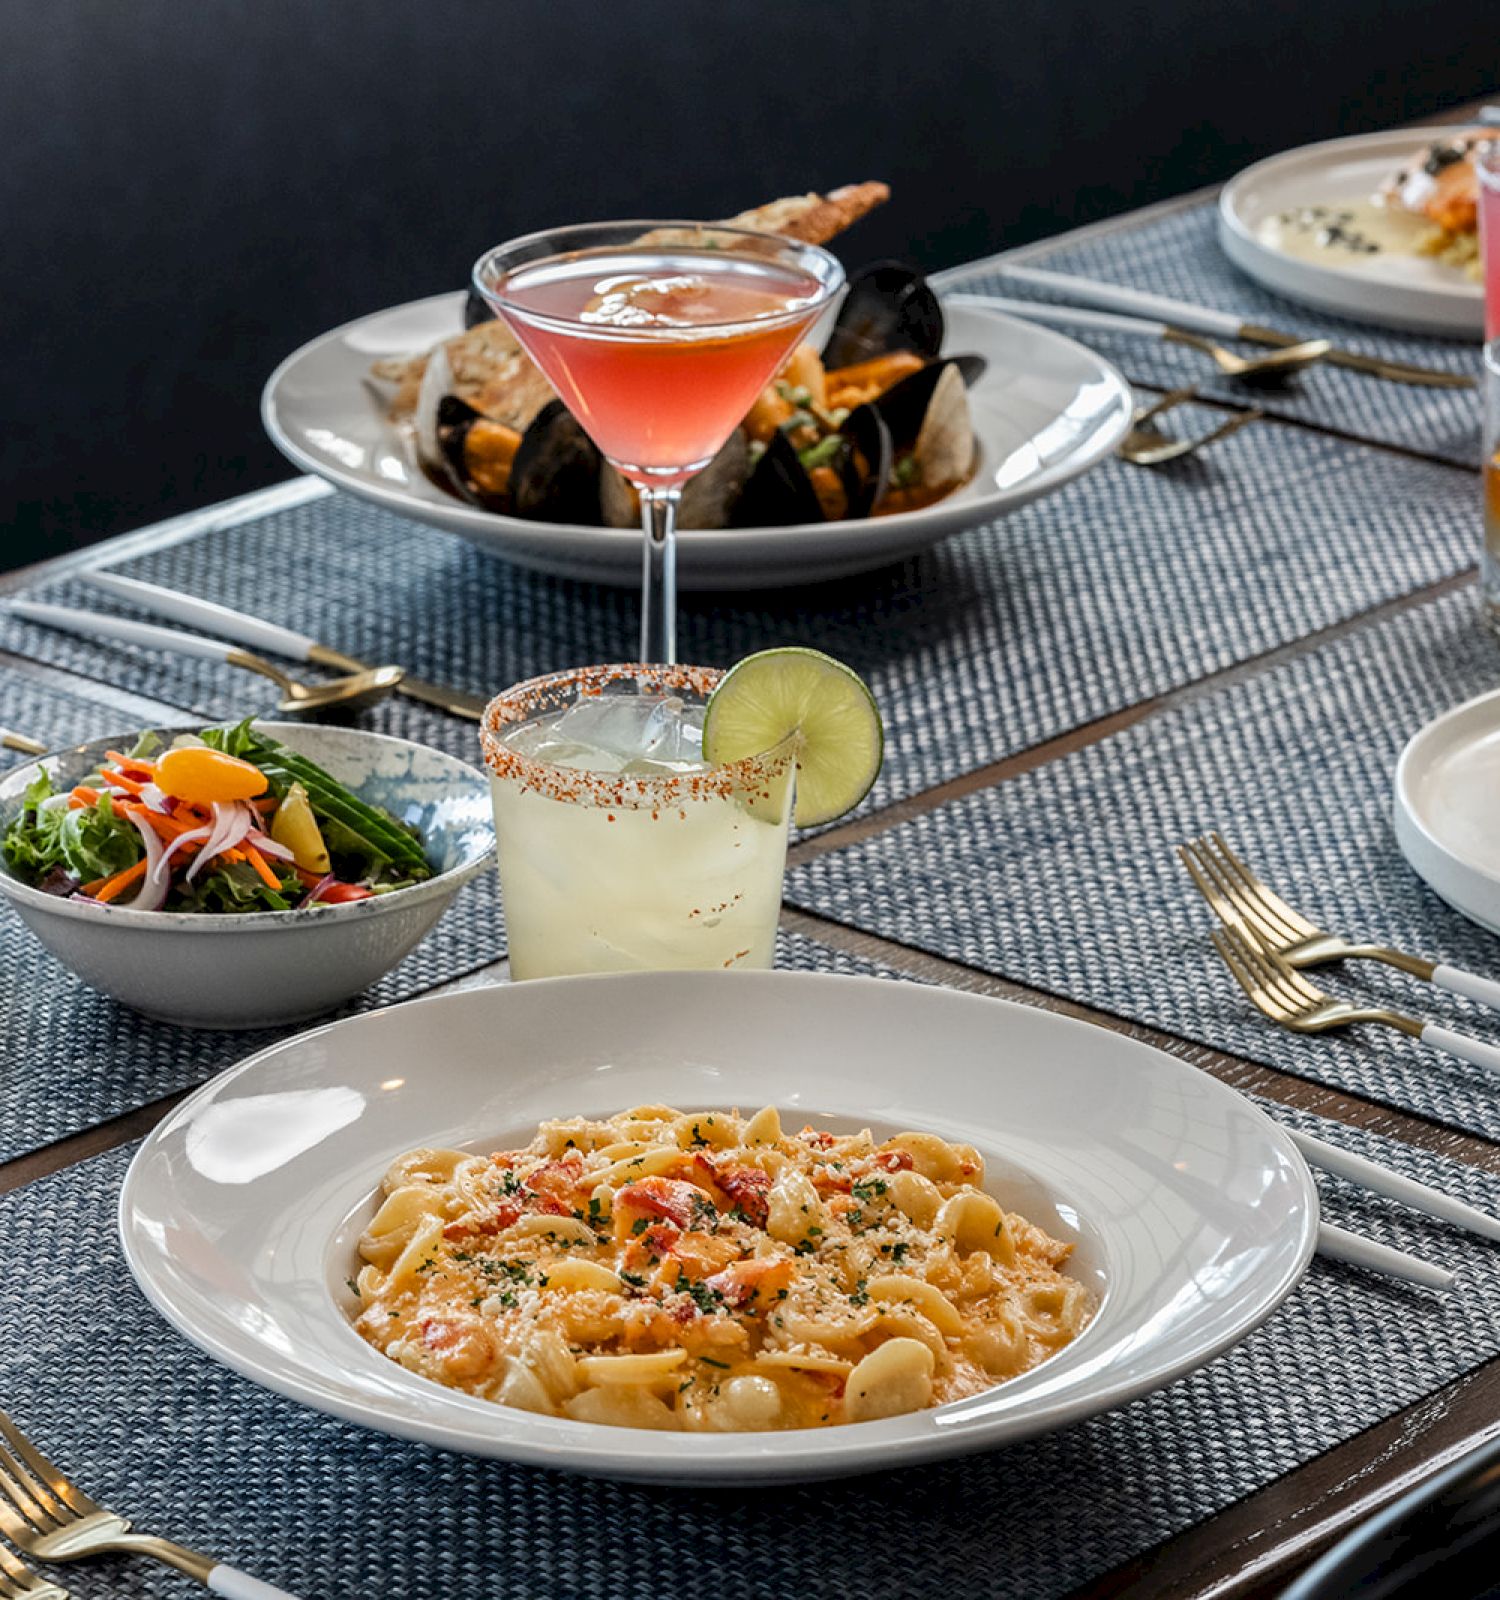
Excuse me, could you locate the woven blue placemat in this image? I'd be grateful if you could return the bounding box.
[0,429,1480,818]
[0,918,893,1167]
[0,665,188,772]
[944,200,1483,467]
[2,1103,1495,1600]
[788,587,1500,1140]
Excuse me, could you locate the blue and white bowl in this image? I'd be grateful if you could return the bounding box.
[0,721,494,1028]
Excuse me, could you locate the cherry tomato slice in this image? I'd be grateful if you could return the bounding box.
[312,882,375,904]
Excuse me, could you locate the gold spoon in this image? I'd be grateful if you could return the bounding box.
[1162,327,1332,383]
[225,649,404,715]
[5,600,405,717]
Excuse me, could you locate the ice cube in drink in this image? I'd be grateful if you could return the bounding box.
[482,668,795,980]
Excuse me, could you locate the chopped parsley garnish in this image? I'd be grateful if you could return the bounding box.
[631,1217,651,1236]
[849,1279,870,1307]
[851,1177,888,1202]
[619,1270,646,1289]
[679,1279,727,1314]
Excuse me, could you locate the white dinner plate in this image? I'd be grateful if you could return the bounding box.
[1219,129,1485,337]
[119,971,1318,1483]
[260,293,1132,589]
[1394,687,1500,937]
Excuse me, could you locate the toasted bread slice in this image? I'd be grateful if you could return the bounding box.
[723,182,890,244]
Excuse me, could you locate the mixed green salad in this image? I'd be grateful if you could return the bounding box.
[2,720,431,913]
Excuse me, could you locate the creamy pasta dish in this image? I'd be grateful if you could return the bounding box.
[350,1105,1091,1431]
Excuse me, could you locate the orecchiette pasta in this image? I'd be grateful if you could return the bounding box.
[350,1106,1091,1430]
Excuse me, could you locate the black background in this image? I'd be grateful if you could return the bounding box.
[2,1,1492,571]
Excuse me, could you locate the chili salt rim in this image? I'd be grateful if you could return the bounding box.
[480,663,796,810]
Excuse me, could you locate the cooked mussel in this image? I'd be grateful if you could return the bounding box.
[601,431,752,531]
[731,404,893,527]
[509,400,603,524]
[852,356,976,512]
[821,261,944,369]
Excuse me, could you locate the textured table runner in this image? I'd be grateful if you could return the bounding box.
[788,587,1500,1140]
[2,1106,1495,1600]
[0,429,1480,820]
[943,200,1483,467]
[0,915,893,1166]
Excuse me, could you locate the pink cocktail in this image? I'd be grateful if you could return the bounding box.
[474,224,845,662]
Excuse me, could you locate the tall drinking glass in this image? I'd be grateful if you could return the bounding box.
[472,224,845,664]
[481,664,796,980]
[1481,142,1500,629]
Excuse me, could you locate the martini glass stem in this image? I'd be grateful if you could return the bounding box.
[639,487,681,665]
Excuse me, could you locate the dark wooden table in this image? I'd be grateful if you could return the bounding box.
[3,96,1497,1600]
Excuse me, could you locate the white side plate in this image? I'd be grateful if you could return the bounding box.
[1394,686,1500,937]
[1219,129,1484,337]
[119,971,1317,1483]
[261,295,1132,589]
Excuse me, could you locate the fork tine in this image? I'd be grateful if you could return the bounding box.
[1221,916,1328,1011]
[1179,407,1261,458]
[1210,926,1280,1016]
[0,1443,65,1537]
[1184,837,1288,949]
[1205,832,1319,942]
[1133,386,1198,427]
[0,1416,96,1519]
[1177,842,1237,923]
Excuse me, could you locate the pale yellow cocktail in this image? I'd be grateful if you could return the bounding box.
[481,665,795,980]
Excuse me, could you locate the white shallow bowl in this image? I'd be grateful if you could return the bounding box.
[1219,129,1485,337]
[1394,687,1500,937]
[261,293,1133,589]
[119,972,1318,1482]
[0,721,494,1028]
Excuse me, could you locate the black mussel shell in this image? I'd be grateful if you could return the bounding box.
[839,402,893,520]
[509,400,603,524]
[951,353,987,387]
[822,261,944,369]
[870,358,969,450]
[731,431,825,527]
[431,394,488,498]
[464,286,494,328]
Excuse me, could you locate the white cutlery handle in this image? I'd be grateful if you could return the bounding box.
[7,600,235,664]
[1315,1222,1454,1291]
[207,1565,302,1599]
[86,571,319,663]
[1421,1023,1500,1074]
[1291,1129,1500,1243]
[945,293,1168,339]
[999,264,1246,341]
[1432,963,1500,1015]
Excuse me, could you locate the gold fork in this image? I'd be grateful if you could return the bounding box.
[0,1544,68,1600]
[1207,913,1500,1075]
[1116,388,1264,465]
[0,1411,297,1599]
[1179,832,1500,1015]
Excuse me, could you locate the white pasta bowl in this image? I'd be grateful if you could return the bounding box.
[0,722,494,1028]
[118,972,1318,1482]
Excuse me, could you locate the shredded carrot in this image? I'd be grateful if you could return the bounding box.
[252,796,278,814]
[92,859,148,904]
[79,875,108,895]
[102,769,148,797]
[220,847,246,863]
[68,785,101,808]
[122,803,197,842]
[104,751,155,773]
[243,845,281,890]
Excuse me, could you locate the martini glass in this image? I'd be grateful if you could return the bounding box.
[472,222,845,662]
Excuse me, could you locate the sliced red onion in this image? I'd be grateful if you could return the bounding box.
[299,873,337,908]
[137,782,171,813]
[246,830,296,862]
[185,801,255,883]
[161,824,212,874]
[121,811,170,912]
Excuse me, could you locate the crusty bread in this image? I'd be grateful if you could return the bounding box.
[722,182,890,244]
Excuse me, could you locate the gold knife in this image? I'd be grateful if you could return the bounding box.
[1237,323,1475,389]
[83,572,491,722]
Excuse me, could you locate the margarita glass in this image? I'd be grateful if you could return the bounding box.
[481,665,796,979]
[472,223,845,663]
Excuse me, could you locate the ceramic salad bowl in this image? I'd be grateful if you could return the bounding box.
[0,721,494,1028]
